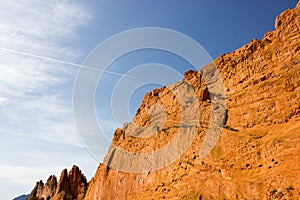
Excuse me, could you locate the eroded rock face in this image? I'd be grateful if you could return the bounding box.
[68,165,89,200]
[28,2,300,200]
[27,166,88,200]
[84,2,300,200]
[27,175,57,200]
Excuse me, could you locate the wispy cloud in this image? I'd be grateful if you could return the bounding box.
[0,0,91,145]
[0,165,64,185]
[0,1,95,198]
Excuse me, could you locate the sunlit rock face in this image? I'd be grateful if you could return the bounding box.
[28,2,300,199]
[28,165,88,200]
[84,2,300,199]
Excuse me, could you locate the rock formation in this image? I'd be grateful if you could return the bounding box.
[84,1,300,199]
[27,175,57,200]
[28,1,300,199]
[27,165,88,200]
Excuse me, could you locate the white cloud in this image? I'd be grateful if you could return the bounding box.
[0,165,64,185]
[0,0,91,146]
[0,2,101,198]
[0,1,136,199]
[0,0,90,39]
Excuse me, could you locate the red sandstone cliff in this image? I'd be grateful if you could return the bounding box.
[84,2,300,199]
[28,2,300,199]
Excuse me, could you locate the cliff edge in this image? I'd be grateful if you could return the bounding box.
[28,1,300,199]
[84,2,300,199]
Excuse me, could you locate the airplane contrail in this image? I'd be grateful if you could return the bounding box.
[0,46,135,79]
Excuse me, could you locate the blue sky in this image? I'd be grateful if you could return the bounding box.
[0,0,298,199]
